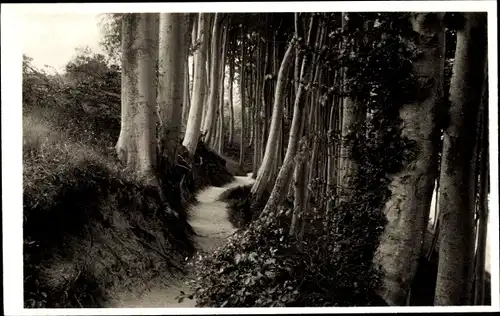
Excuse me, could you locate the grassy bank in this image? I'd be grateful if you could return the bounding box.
[23,108,234,307]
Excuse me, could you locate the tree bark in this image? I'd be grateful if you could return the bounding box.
[259,14,317,217]
[202,13,223,145]
[251,39,296,201]
[217,20,228,153]
[182,13,209,156]
[239,29,246,168]
[157,13,185,164]
[201,14,213,130]
[434,12,487,306]
[182,14,195,128]
[373,13,446,306]
[473,67,488,305]
[338,13,365,201]
[228,49,235,145]
[116,13,158,182]
[252,41,262,178]
[290,137,308,238]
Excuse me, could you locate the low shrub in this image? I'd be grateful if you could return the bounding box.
[190,140,234,188]
[222,139,253,173]
[191,200,387,307]
[218,185,270,229]
[221,154,246,176]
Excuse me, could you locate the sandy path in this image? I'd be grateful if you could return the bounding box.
[107,175,255,308]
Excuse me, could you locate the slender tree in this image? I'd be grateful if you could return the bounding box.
[216,19,229,153]
[228,44,235,145]
[259,14,317,217]
[239,26,247,168]
[183,13,209,156]
[251,38,296,201]
[182,14,195,127]
[202,13,223,145]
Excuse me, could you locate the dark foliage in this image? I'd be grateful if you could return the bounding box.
[218,185,271,229]
[223,139,253,173]
[222,154,247,176]
[192,140,234,188]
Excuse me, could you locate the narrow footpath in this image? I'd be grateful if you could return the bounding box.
[107,175,255,308]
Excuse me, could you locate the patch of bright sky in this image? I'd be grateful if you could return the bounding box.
[22,13,104,73]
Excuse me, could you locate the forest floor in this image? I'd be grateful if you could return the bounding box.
[106,174,255,308]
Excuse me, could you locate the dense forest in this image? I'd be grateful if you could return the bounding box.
[23,12,491,308]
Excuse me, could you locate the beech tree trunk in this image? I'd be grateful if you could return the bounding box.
[228,50,235,145]
[373,13,446,306]
[157,13,185,164]
[289,137,308,238]
[201,14,214,130]
[116,13,159,182]
[434,12,487,306]
[473,67,488,305]
[338,13,365,200]
[251,39,296,201]
[216,21,228,153]
[182,55,191,130]
[252,42,262,178]
[202,13,222,144]
[259,14,317,217]
[183,13,209,156]
[239,29,246,168]
[182,14,195,128]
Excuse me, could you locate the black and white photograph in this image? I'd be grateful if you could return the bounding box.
[1,1,498,314]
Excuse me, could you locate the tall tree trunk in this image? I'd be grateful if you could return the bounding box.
[434,12,487,306]
[290,137,308,238]
[248,68,255,150]
[116,13,159,182]
[272,117,283,183]
[239,30,246,168]
[217,20,228,153]
[157,13,185,164]
[183,13,209,156]
[373,13,445,306]
[182,55,191,130]
[228,50,235,145]
[259,14,317,216]
[261,41,269,163]
[326,71,339,212]
[201,14,213,130]
[251,39,296,200]
[294,13,301,94]
[182,14,195,129]
[338,13,365,200]
[473,68,488,306]
[203,13,222,144]
[253,41,262,178]
[307,24,325,191]
[251,66,259,178]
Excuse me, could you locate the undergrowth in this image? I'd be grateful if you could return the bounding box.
[23,121,195,307]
